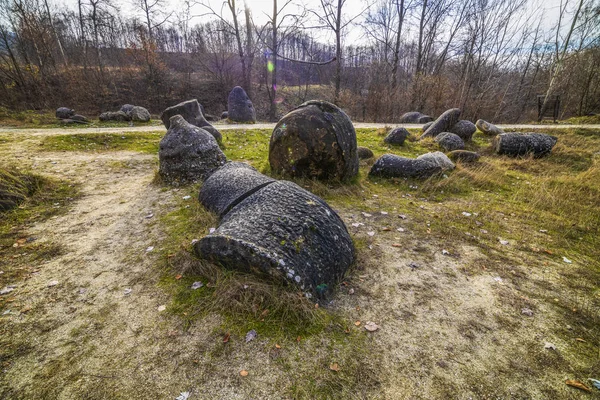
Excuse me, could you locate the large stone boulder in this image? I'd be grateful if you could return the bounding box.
[269,100,358,180]
[384,127,410,145]
[160,99,222,143]
[120,104,135,115]
[435,132,465,151]
[195,180,354,299]
[493,132,557,157]
[227,86,256,123]
[158,115,226,184]
[420,108,461,139]
[56,107,75,119]
[399,111,433,123]
[357,146,374,160]
[99,111,131,122]
[448,150,480,163]
[369,152,454,179]
[70,114,88,123]
[129,106,151,122]
[199,162,275,217]
[449,120,476,141]
[476,119,503,136]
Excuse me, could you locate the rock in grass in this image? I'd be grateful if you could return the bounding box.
[369,152,454,179]
[447,150,480,163]
[221,111,228,119]
[160,99,222,144]
[384,127,410,145]
[59,118,87,125]
[435,132,465,151]
[227,86,256,123]
[70,114,88,122]
[199,162,275,217]
[493,132,557,157]
[269,100,358,180]
[195,180,354,299]
[399,112,433,123]
[449,120,476,141]
[129,106,151,122]
[476,119,503,136]
[422,121,433,133]
[420,108,461,139]
[120,104,135,114]
[357,146,374,160]
[56,107,75,119]
[158,115,226,184]
[99,111,130,122]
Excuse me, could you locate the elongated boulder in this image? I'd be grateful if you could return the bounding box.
[449,120,476,141]
[357,146,374,159]
[370,153,446,179]
[420,108,461,139]
[384,127,410,145]
[158,115,226,184]
[227,86,256,123]
[448,150,480,163]
[195,180,354,299]
[435,132,465,151]
[56,107,75,119]
[160,99,222,143]
[269,100,358,180]
[99,111,130,122]
[476,119,503,136]
[493,132,557,157]
[199,162,275,217]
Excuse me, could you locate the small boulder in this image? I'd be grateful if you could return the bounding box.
[120,104,135,115]
[70,114,88,122]
[369,152,454,179]
[449,120,476,141]
[435,132,465,151]
[476,119,503,136]
[357,146,374,160]
[269,100,358,180]
[493,132,557,157]
[416,152,456,171]
[447,150,480,163]
[399,111,433,123]
[158,115,226,184]
[99,111,131,122]
[221,111,229,119]
[56,107,75,119]
[418,115,434,123]
[129,106,151,122]
[160,99,222,143]
[227,86,256,123]
[422,121,434,133]
[384,127,410,145]
[420,108,461,139]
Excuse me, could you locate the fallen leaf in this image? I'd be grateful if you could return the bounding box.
[296,336,301,342]
[392,243,402,248]
[20,306,31,313]
[275,344,281,349]
[175,274,182,280]
[544,249,553,255]
[575,338,586,343]
[382,227,391,231]
[245,329,257,343]
[329,363,340,372]
[354,321,361,326]
[240,370,249,377]
[565,380,591,392]
[364,321,379,332]
[260,309,269,317]
[146,246,154,252]
[314,303,319,309]
[47,280,59,287]
[223,332,230,343]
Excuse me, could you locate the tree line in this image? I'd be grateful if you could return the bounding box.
[0,0,598,122]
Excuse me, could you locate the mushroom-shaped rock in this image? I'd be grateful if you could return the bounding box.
[493,132,557,157]
[384,127,410,145]
[369,152,453,179]
[129,106,151,122]
[195,180,355,299]
[158,115,226,184]
[448,150,480,163]
[420,108,461,139]
[160,99,222,143]
[56,107,75,119]
[199,162,275,217]
[435,132,465,151]
[227,86,256,123]
[269,100,358,180]
[476,119,503,136]
[449,120,476,141]
[99,111,130,122]
[357,146,374,160]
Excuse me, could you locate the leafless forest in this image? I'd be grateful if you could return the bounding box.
[0,0,598,122]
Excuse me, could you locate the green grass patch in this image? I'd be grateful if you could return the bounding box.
[41,132,163,153]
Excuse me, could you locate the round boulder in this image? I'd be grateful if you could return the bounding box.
[448,150,480,163]
[449,120,476,141]
[221,111,228,119]
[227,86,256,123]
[416,152,456,171]
[269,100,358,180]
[158,115,226,184]
[120,104,135,115]
[418,115,434,123]
[384,127,410,145]
[435,132,465,151]
[56,107,75,119]
[357,146,374,160]
[160,99,222,143]
[130,106,151,122]
[195,180,354,299]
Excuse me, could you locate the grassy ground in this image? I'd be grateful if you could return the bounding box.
[1,125,599,398]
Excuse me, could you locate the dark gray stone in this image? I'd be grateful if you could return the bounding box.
[195,180,354,299]
[420,108,461,139]
[384,127,410,145]
[56,107,75,119]
[399,111,433,123]
[416,152,455,171]
[418,115,434,123]
[493,132,557,157]
[357,146,374,159]
[130,106,151,122]
[120,104,135,114]
[199,162,275,217]
[160,99,222,143]
[221,111,229,119]
[99,111,131,122]
[449,120,476,141]
[158,115,226,184]
[422,121,434,133]
[435,132,465,151]
[369,154,442,179]
[448,150,480,163]
[476,119,503,136]
[269,100,358,180]
[70,114,88,122]
[227,86,256,123]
